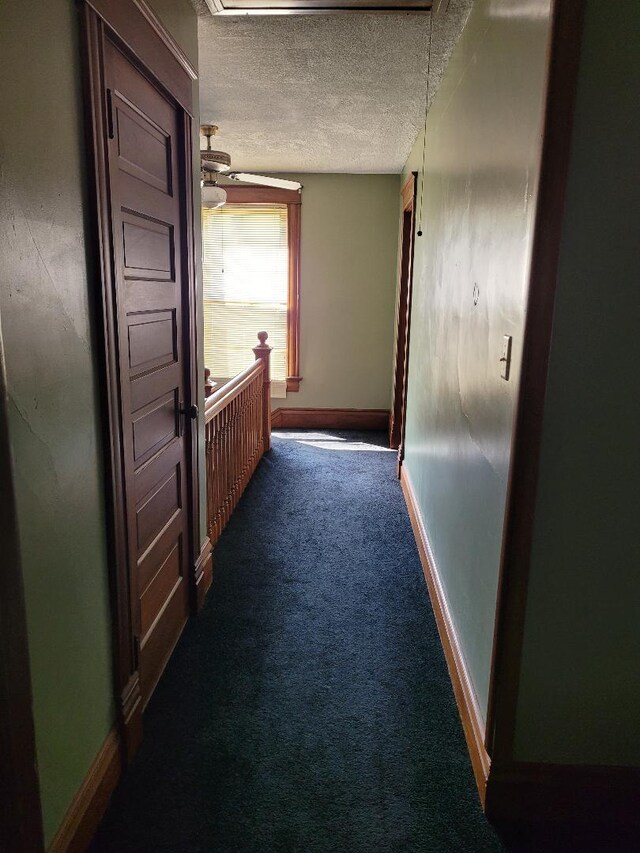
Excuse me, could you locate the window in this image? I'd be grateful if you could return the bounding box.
[202,186,301,397]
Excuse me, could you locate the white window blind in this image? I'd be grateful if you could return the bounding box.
[202,204,288,397]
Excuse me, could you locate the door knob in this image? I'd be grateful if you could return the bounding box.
[179,403,198,420]
[178,402,198,437]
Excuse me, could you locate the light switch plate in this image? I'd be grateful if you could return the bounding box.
[501,335,512,381]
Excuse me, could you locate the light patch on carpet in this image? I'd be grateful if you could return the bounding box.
[274,432,394,452]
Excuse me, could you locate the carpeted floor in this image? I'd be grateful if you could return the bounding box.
[91,430,503,852]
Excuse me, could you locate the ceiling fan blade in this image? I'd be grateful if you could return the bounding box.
[228,172,302,192]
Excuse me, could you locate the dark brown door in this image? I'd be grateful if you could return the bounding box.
[389,172,417,466]
[104,39,190,705]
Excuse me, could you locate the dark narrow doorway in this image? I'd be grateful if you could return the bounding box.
[389,171,417,471]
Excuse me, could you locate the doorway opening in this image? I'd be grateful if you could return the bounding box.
[389,171,418,469]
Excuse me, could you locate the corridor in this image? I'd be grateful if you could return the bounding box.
[91,431,501,852]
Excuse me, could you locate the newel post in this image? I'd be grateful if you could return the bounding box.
[204,367,214,398]
[253,331,272,452]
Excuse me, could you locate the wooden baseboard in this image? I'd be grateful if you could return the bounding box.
[49,728,122,853]
[400,465,640,826]
[194,537,213,612]
[400,466,490,803]
[271,407,390,431]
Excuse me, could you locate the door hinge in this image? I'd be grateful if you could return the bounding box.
[106,88,115,140]
[133,634,141,670]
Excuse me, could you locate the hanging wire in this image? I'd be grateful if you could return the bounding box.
[417,10,434,237]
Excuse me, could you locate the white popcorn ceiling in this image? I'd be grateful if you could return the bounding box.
[193,1,474,173]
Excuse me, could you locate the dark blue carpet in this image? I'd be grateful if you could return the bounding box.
[91,430,502,852]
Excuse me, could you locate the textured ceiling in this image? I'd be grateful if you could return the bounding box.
[194,1,473,173]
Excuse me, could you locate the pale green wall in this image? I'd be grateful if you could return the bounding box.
[514,1,640,766]
[0,1,113,844]
[264,174,400,410]
[401,0,551,718]
[0,0,200,845]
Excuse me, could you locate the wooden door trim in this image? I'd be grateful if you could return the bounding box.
[180,109,211,609]
[485,0,587,766]
[389,171,417,461]
[0,322,44,851]
[84,0,195,115]
[80,0,200,760]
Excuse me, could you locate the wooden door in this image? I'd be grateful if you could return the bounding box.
[389,173,417,468]
[103,40,191,706]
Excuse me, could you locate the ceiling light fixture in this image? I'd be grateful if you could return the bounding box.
[200,124,228,208]
[200,123,302,193]
[201,182,227,209]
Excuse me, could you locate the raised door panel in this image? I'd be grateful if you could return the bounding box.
[122,213,175,281]
[114,95,173,195]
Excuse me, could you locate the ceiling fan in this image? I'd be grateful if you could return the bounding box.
[200,124,301,209]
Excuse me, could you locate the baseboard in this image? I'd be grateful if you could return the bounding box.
[194,536,213,611]
[271,407,390,431]
[400,466,490,803]
[49,727,122,853]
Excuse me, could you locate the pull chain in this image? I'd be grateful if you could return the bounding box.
[417,11,434,237]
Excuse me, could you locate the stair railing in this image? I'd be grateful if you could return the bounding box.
[204,332,272,547]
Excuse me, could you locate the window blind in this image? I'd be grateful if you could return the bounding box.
[202,204,288,397]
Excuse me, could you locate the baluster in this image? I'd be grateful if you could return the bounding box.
[205,424,211,539]
[230,395,237,517]
[222,404,229,533]
[204,331,273,549]
[216,412,223,543]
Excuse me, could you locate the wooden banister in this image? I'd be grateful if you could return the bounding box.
[204,361,263,422]
[204,332,272,548]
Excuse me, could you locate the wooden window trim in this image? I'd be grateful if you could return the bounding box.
[223,185,302,391]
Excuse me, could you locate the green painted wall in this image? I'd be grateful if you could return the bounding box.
[0,1,113,843]
[401,0,551,718]
[0,0,200,844]
[237,174,399,410]
[514,1,640,766]
[285,174,399,409]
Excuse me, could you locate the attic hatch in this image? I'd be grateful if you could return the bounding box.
[203,0,433,15]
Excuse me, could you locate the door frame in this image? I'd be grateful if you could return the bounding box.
[80,0,201,760]
[389,171,418,470]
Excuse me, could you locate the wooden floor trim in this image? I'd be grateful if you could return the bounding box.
[49,728,121,853]
[271,407,390,431]
[400,465,490,802]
